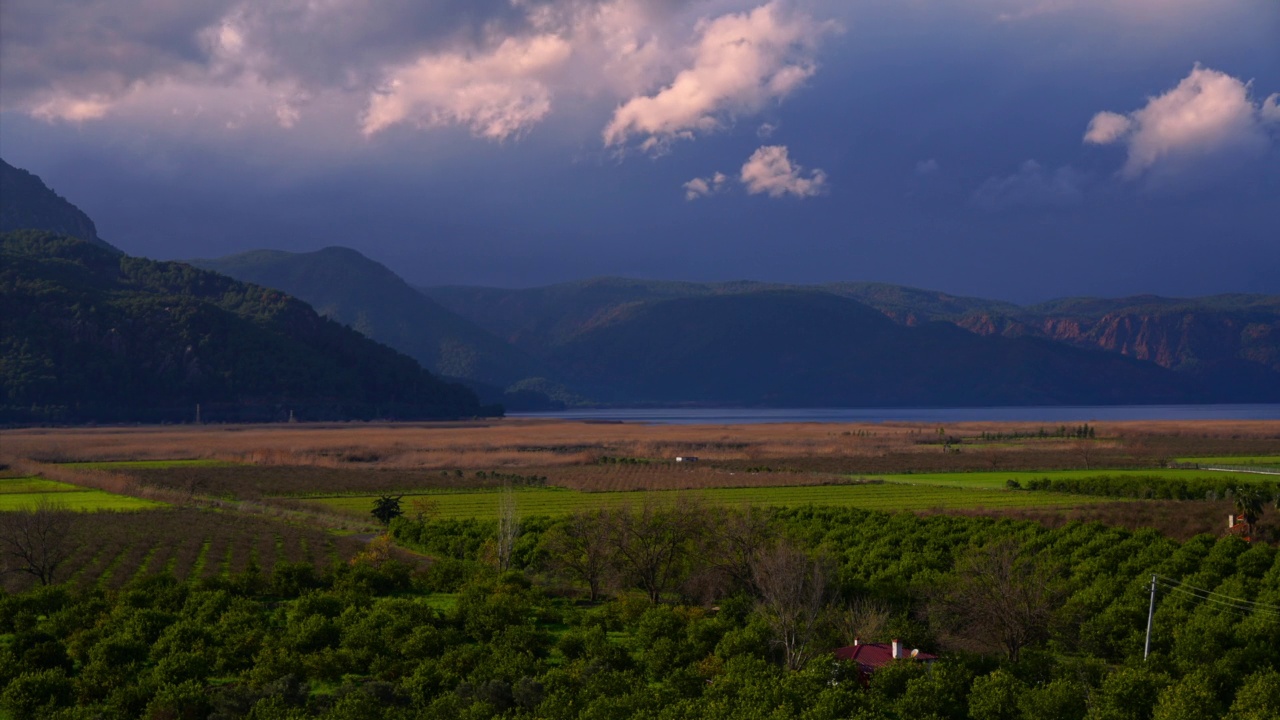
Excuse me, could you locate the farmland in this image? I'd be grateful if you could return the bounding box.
[866,467,1277,489]
[0,475,162,512]
[4,418,1280,719]
[0,508,364,594]
[307,483,1121,521]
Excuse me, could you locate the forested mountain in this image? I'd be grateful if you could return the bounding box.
[0,232,494,423]
[424,278,1280,404]
[540,290,1234,406]
[191,247,563,410]
[0,159,119,254]
[192,248,542,386]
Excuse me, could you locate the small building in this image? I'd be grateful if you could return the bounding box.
[833,639,937,685]
[1227,514,1254,542]
[675,456,699,463]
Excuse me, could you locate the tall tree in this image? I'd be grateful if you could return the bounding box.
[543,509,613,601]
[607,499,703,604]
[752,539,833,671]
[929,538,1062,662]
[0,498,75,586]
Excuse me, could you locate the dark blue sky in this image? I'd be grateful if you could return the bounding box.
[2,0,1277,302]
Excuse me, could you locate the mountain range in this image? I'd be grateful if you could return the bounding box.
[197,250,1280,406]
[3,155,1277,419]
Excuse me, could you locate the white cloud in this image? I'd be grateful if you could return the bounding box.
[603,2,834,151]
[683,171,728,200]
[739,145,827,198]
[361,35,572,139]
[29,94,113,122]
[972,160,1085,210]
[1262,93,1280,124]
[1082,111,1131,145]
[1084,65,1277,182]
[915,158,940,176]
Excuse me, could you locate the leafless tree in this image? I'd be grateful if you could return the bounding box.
[0,498,76,586]
[752,539,833,671]
[497,483,518,571]
[543,508,614,601]
[841,598,891,645]
[928,538,1062,662]
[608,498,702,604]
[703,505,777,591]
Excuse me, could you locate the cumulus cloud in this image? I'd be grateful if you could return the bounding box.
[1084,65,1278,183]
[361,35,571,139]
[1082,111,1131,145]
[683,171,728,200]
[739,145,827,198]
[2,0,836,148]
[603,2,834,151]
[972,160,1085,210]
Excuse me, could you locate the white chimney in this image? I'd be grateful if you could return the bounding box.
[892,639,902,659]
[853,637,859,646]
[1229,514,1235,529]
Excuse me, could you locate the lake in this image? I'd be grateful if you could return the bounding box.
[510,404,1280,425]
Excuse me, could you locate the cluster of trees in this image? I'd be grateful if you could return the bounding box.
[5,504,1280,718]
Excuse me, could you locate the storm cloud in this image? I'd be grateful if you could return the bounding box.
[1,0,1277,301]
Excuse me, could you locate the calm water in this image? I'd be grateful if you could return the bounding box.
[511,404,1280,425]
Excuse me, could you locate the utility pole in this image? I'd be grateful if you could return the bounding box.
[1144,574,1157,661]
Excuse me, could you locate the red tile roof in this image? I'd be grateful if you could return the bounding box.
[833,642,937,674]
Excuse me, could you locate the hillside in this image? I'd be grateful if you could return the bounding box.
[0,158,119,253]
[425,278,1280,400]
[542,290,1239,406]
[0,232,494,423]
[192,248,551,397]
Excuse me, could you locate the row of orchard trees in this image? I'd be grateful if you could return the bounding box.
[4,502,1280,719]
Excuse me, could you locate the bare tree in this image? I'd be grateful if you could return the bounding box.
[608,498,702,604]
[543,509,614,601]
[753,539,833,671]
[929,539,1062,662]
[0,498,76,586]
[497,483,518,571]
[703,505,777,591]
[841,598,891,645]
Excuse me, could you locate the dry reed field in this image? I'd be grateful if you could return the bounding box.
[4,418,1278,471]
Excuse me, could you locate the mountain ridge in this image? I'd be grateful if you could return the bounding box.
[1,231,494,423]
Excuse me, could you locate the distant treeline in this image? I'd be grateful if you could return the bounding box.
[979,424,1097,441]
[1011,473,1279,501]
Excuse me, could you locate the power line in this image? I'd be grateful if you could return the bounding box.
[1154,574,1280,613]
[1156,583,1280,620]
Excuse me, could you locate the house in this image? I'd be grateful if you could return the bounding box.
[675,456,699,463]
[833,639,937,685]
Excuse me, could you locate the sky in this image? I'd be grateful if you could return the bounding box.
[1,0,1278,303]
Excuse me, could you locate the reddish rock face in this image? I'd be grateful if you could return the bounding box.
[881,305,1280,374]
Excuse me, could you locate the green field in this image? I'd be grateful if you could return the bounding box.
[0,477,163,511]
[61,459,239,470]
[307,483,1118,521]
[1172,455,1280,467]
[867,468,1275,489]
[0,476,84,494]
